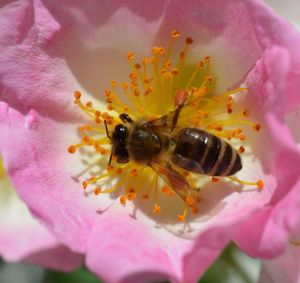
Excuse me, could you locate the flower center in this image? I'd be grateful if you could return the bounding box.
[68,30,264,222]
[0,157,7,179]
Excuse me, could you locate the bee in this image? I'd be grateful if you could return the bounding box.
[104,91,242,201]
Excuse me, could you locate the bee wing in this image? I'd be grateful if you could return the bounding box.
[149,160,194,202]
[144,94,188,132]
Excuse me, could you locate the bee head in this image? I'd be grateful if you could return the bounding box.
[111,124,129,164]
[105,113,133,165]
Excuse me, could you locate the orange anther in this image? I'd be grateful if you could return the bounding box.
[239,146,245,154]
[159,47,166,55]
[133,90,140,97]
[257,179,264,190]
[120,195,126,206]
[107,165,115,173]
[171,68,179,75]
[127,52,134,61]
[212,177,219,183]
[130,168,138,177]
[82,136,92,145]
[227,107,233,114]
[94,188,101,195]
[153,204,161,214]
[204,56,211,63]
[106,118,113,125]
[216,125,223,132]
[161,186,170,195]
[68,145,77,154]
[196,61,204,68]
[239,134,247,141]
[111,80,118,87]
[185,37,193,44]
[128,187,135,193]
[116,168,123,175]
[254,124,261,132]
[185,196,196,207]
[134,63,141,70]
[178,214,185,222]
[86,101,92,108]
[171,30,180,38]
[74,90,81,99]
[144,77,152,84]
[121,82,128,90]
[205,75,213,82]
[142,194,149,200]
[82,181,88,189]
[127,192,136,201]
[95,117,101,124]
[152,46,161,54]
[94,110,101,117]
[243,109,250,117]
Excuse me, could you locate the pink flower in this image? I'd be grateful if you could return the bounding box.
[0,158,83,270]
[1,1,300,283]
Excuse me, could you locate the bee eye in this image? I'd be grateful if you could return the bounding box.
[116,148,129,163]
[113,124,128,140]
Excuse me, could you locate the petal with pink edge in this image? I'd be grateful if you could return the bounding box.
[259,244,300,283]
[0,166,83,271]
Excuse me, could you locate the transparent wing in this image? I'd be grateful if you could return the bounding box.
[143,93,188,132]
[149,160,197,202]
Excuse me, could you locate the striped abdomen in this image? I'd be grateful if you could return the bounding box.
[171,128,242,176]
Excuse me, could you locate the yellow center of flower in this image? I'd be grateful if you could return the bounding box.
[69,30,264,222]
[0,157,6,179]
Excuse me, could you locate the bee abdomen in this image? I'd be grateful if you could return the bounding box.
[208,140,242,176]
[172,128,242,176]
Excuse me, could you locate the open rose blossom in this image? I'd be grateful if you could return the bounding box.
[1,1,300,282]
[0,157,83,270]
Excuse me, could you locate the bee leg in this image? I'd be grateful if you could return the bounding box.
[171,102,185,131]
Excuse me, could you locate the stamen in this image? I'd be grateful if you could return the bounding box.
[153,203,161,214]
[178,206,188,222]
[68,145,77,154]
[227,176,264,190]
[69,30,264,222]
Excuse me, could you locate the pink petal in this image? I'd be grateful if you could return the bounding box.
[234,114,300,258]
[245,0,300,113]
[0,172,83,271]
[0,103,98,252]
[1,0,300,282]
[24,245,83,272]
[86,209,183,283]
[0,0,166,120]
[259,244,300,283]
[233,44,300,258]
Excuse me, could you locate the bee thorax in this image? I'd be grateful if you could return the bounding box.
[128,126,163,163]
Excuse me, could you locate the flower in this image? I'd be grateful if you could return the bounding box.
[0,157,83,271]
[1,1,300,282]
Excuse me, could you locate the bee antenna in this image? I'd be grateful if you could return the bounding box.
[104,120,111,139]
[108,151,113,166]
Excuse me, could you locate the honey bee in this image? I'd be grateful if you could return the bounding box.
[104,92,242,201]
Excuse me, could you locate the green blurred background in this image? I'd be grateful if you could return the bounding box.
[0,243,260,283]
